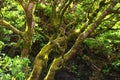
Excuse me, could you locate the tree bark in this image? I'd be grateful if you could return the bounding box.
[19,0,36,57]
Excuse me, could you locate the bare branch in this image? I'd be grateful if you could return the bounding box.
[0,20,23,35]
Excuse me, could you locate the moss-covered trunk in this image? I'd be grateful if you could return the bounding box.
[21,31,33,57]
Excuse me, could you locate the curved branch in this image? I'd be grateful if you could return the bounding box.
[28,42,53,80]
[0,20,23,35]
[28,36,67,80]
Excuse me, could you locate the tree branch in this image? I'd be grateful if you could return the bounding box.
[51,0,57,19]
[59,0,73,22]
[108,28,120,30]
[17,0,26,9]
[28,36,66,80]
[65,0,117,61]
[59,0,68,12]
[110,10,120,13]
[0,20,23,35]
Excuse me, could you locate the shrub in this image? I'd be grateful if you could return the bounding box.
[0,54,31,80]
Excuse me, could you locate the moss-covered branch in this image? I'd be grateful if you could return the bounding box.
[0,20,23,35]
[51,0,74,33]
[80,0,108,33]
[28,36,66,80]
[44,58,63,80]
[28,42,53,80]
[65,0,117,60]
[43,1,117,80]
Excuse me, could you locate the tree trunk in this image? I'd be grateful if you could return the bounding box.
[21,31,33,57]
[28,42,53,80]
[20,1,35,57]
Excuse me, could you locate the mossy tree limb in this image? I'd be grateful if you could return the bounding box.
[28,37,66,80]
[50,0,74,36]
[28,42,53,80]
[43,58,63,80]
[43,1,117,80]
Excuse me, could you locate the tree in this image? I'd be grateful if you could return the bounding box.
[0,0,120,80]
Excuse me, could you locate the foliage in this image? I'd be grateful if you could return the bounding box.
[112,58,120,70]
[83,30,120,79]
[1,0,25,29]
[84,37,112,54]
[0,54,31,80]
